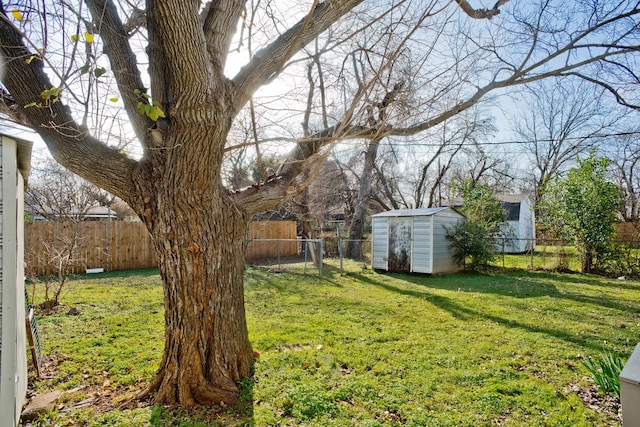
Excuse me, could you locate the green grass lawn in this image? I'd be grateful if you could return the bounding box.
[493,245,583,271]
[25,260,640,426]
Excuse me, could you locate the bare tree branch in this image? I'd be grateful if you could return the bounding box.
[567,72,640,110]
[453,0,509,19]
[201,0,245,75]
[0,6,136,200]
[86,0,153,145]
[231,0,364,110]
[147,1,211,110]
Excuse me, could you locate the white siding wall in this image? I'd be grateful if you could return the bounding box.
[0,137,3,344]
[431,211,463,274]
[0,137,4,344]
[411,216,432,273]
[500,221,522,253]
[0,136,28,427]
[15,171,27,421]
[500,198,536,253]
[371,217,389,270]
[519,198,535,251]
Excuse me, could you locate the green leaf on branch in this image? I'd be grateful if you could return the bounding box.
[40,86,62,104]
[94,67,107,78]
[137,102,166,121]
[134,88,151,100]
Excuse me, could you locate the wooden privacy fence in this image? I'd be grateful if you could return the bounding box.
[537,222,640,244]
[616,222,640,244]
[245,221,297,260]
[25,220,298,274]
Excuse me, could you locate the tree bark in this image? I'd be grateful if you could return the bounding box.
[142,186,254,406]
[346,139,380,259]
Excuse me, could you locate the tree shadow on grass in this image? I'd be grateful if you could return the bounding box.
[541,270,640,292]
[388,268,640,315]
[348,271,624,354]
[244,264,345,292]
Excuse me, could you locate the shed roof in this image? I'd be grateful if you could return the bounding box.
[371,207,463,218]
[496,193,530,203]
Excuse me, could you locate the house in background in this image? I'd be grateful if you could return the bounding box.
[26,204,118,221]
[0,132,33,427]
[442,194,536,254]
[498,194,536,253]
[371,207,465,274]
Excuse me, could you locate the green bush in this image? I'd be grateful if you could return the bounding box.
[446,221,497,270]
[446,180,505,271]
[599,242,640,276]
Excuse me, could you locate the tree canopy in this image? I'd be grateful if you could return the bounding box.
[540,151,623,273]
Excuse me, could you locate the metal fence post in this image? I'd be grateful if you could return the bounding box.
[277,239,281,270]
[319,240,323,277]
[303,239,308,274]
[530,239,534,269]
[338,238,343,274]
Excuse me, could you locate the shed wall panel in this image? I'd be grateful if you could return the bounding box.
[371,217,388,270]
[0,138,3,346]
[431,211,462,274]
[0,136,29,427]
[519,198,535,251]
[14,173,27,424]
[411,216,432,273]
[498,197,535,253]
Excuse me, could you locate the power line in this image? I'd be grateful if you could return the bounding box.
[389,131,640,148]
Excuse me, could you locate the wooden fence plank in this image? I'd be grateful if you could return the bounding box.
[25,220,297,274]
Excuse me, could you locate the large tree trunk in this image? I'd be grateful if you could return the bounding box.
[143,190,254,406]
[346,139,380,259]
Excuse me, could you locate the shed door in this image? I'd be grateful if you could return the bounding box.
[388,217,412,272]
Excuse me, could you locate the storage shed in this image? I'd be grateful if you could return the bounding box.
[0,132,32,427]
[371,207,464,274]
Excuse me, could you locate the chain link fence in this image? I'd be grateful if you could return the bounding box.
[245,238,324,275]
[494,237,640,275]
[245,237,373,275]
[246,236,640,277]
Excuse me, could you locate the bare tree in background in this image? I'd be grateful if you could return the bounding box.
[26,160,103,221]
[411,111,498,209]
[25,160,106,308]
[512,79,627,207]
[1,0,638,407]
[609,129,640,224]
[447,142,517,196]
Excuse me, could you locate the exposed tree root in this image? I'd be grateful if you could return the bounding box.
[119,366,241,409]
